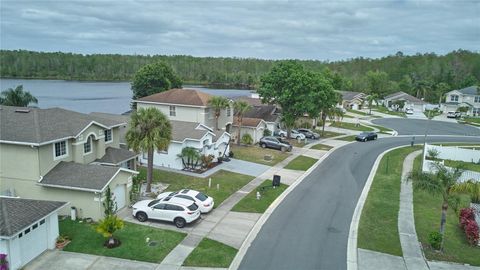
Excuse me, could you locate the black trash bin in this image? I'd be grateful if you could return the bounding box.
[273,175,281,187]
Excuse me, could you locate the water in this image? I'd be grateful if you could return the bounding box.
[0,79,253,114]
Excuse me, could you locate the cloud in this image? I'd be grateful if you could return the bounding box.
[0,0,478,60]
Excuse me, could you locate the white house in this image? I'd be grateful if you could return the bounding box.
[337,91,367,110]
[383,91,426,112]
[441,86,480,116]
[0,197,67,270]
[234,96,281,138]
[231,118,266,144]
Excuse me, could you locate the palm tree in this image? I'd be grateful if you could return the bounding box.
[178,147,201,170]
[408,163,464,251]
[0,85,38,107]
[451,180,480,204]
[126,107,172,193]
[208,96,230,130]
[233,100,252,145]
[366,94,378,115]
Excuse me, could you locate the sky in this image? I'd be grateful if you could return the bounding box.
[0,0,479,61]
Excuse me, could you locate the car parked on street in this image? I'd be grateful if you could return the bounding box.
[157,189,214,213]
[447,111,461,118]
[297,128,320,139]
[259,136,293,152]
[355,132,378,142]
[277,129,306,140]
[132,197,201,228]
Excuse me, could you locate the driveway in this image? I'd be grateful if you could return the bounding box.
[405,110,427,119]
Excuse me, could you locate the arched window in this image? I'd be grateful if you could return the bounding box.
[84,135,93,154]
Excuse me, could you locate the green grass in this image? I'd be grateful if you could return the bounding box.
[372,106,406,117]
[366,124,393,133]
[284,155,318,171]
[358,146,421,256]
[329,121,374,132]
[60,219,185,263]
[444,159,480,173]
[315,130,346,138]
[412,155,480,266]
[138,168,253,207]
[183,238,238,268]
[347,109,368,116]
[230,145,290,166]
[231,179,288,213]
[310,143,333,151]
[463,117,480,124]
[336,135,357,141]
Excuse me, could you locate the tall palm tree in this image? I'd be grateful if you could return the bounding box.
[126,107,172,193]
[233,100,252,145]
[0,85,38,107]
[366,93,378,115]
[208,96,230,130]
[409,163,464,251]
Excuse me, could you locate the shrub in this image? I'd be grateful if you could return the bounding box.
[459,207,476,229]
[241,134,253,145]
[263,129,272,136]
[428,231,442,250]
[459,207,479,246]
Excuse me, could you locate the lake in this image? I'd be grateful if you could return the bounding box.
[0,79,254,114]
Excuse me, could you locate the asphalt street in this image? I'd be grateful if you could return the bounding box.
[238,120,480,270]
[373,118,480,136]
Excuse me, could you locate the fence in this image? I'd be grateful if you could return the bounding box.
[422,160,480,183]
[425,143,480,163]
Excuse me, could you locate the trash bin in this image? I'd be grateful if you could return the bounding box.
[70,206,77,221]
[273,175,281,187]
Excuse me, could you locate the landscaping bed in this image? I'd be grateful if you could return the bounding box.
[230,144,290,166]
[59,219,186,263]
[284,155,318,171]
[231,179,288,213]
[138,168,254,207]
[183,238,237,268]
[310,144,333,151]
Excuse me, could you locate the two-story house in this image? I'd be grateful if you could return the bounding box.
[442,86,480,116]
[134,88,231,170]
[0,106,138,220]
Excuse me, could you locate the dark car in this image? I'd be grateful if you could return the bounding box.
[355,132,378,142]
[259,136,293,152]
[297,128,320,139]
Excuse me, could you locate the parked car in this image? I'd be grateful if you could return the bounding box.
[355,132,378,142]
[132,197,201,228]
[277,129,306,140]
[405,108,414,115]
[157,189,214,213]
[297,128,320,139]
[259,136,293,152]
[447,111,461,118]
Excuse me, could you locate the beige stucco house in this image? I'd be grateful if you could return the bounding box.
[441,86,480,116]
[0,106,138,220]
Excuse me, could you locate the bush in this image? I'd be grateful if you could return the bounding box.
[241,134,253,145]
[428,231,443,250]
[459,207,476,229]
[263,129,272,136]
[465,219,479,246]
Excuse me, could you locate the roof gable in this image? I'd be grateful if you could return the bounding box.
[136,88,212,107]
[456,86,479,95]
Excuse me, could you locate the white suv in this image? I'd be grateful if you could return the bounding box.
[447,111,461,118]
[132,197,201,228]
[157,189,214,213]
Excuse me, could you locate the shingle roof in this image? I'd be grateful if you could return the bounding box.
[0,197,67,238]
[0,106,125,144]
[384,91,425,104]
[90,112,129,144]
[136,88,212,107]
[338,91,365,101]
[243,105,278,122]
[233,117,264,128]
[171,121,210,142]
[456,86,479,95]
[95,147,138,165]
[40,161,122,192]
[234,96,265,106]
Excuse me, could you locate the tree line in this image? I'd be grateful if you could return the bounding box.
[1,49,479,102]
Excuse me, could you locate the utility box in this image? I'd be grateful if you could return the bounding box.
[273,175,281,187]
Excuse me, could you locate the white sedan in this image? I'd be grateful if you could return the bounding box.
[157,189,214,213]
[132,197,201,228]
[278,129,306,140]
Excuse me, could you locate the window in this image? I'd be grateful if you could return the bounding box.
[226,107,231,117]
[165,204,184,211]
[153,203,166,209]
[54,141,67,158]
[177,195,194,201]
[195,193,208,201]
[33,224,38,230]
[450,95,459,102]
[104,129,112,142]
[475,96,480,103]
[84,136,92,154]
[40,219,45,225]
[24,228,31,234]
[169,106,176,116]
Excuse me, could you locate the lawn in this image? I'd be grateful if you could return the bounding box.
[310,143,333,151]
[412,155,480,266]
[336,135,357,141]
[462,117,480,127]
[424,110,442,119]
[231,179,288,213]
[138,168,253,207]
[230,145,290,166]
[183,238,237,268]
[358,146,421,256]
[315,129,346,138]
[329,121,374,132]
[372,106,406,117]
[366,124,393,133]
[347,109,368,116]
[60,219,186,263]
[284,155,318,171]
[444,159,480,173]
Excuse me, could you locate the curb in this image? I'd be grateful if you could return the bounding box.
[346,145,419,270]
[229,141,355,270]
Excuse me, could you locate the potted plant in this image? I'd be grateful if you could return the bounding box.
[55,235,71,249]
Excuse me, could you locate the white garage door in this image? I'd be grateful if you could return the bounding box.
[113,184,126,210]
[19,221,47,266]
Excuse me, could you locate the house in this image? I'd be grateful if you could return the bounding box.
[90,112,129,149]
[234,96,281,139]
[134,89,232,170]
[231,117,266,144]
[383,91,426,112]
[337,91,366,110]
[441,86,480,116]
[0,197,67,270]
[0,106,138,220]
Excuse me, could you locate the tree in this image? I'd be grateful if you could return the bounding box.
[208,96,230,130]
[0,85,38,107]
[103,186,117,217]
[126,107,172,192]
[178,147,201,170]
[434,82,450,105]
[131,62,182,100]
[233,100,252,145]
[96,215,124,248]
[408,163,464,251]
[365,70,390,98]
[366,93,378,115]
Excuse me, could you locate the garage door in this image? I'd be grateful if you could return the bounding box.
[113,184,126,210]
[19,220,47,266]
